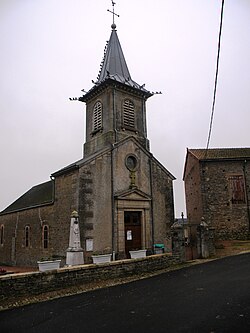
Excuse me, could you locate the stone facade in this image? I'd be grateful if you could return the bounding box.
[0,23,175,266]
[184,148,250,240]
[0,204,54,266]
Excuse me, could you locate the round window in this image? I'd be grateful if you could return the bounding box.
[126,155,138,171]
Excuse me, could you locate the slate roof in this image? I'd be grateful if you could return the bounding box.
[189,148,250,161]
[80,24,152,101]
[0,181,54,215]
[97,26,131,83]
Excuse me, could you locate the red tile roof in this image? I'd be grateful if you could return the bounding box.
[189,148,250,160]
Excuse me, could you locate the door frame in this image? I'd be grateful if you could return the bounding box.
[115,198,151,258]
[124,211,142,257]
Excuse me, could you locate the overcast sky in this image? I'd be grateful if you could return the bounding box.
[1,0,250,216]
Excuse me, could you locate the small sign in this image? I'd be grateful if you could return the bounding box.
[127,230,132,240]
[86,238,93,252]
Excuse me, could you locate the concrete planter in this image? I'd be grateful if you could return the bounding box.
[92,254,112,264]
[129,249,147,259]
[37,260,61,272]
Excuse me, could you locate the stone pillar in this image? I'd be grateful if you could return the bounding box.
[197,218,210,259]
[171,221,185,262]
[66,211,84,266]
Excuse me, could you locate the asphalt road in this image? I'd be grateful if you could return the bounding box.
[1,253,250,333]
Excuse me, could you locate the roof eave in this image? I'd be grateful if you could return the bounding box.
[51,164,79,178]
[0,200,54,216]
[79,78,153,103]
[199,157,250,163]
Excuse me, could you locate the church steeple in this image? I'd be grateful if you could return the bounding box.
[80,16,153,158]
[97,24,131,84]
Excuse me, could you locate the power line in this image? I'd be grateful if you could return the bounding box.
[205,0,225,151]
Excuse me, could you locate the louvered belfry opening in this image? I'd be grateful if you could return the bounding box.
[123,99,135,129]
[93,101,103,133]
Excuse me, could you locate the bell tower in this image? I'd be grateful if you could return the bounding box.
[79,20,153,157]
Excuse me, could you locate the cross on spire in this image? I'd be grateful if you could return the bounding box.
[107,0,119,28]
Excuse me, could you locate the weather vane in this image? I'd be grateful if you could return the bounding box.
[107,1,119,26]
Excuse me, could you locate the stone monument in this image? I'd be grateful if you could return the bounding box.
[66,211,84,266]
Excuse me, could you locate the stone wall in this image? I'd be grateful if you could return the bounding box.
[53,171,79,258]
[201,160,250,240]
[0,205,54,266]
[151,160,175,250]
[184,152,203,224]
[79,152,112,260]
[0,253,182,303]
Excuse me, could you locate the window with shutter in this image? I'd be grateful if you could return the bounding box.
[123,99,135,129]
[228,175,246,204]
[93,101,103,133]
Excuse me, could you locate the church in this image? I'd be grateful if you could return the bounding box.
[0,18,175,266]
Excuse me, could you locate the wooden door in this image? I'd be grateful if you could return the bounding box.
[124,211,141,258]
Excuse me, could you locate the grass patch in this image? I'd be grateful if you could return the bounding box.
[232,241,250,249]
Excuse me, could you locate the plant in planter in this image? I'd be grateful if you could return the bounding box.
[129,249,147,259]
[91,247,112,264]
[37,257,61,272]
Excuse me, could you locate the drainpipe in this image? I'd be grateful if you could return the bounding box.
[201,161,208,224]
[243,160,250,233]
[50,176,55,205]
[149,157,155,251]
[142,97,147,138]
[111,146,115,258]
[113,86,118,143]
[12,213,19,265]
[111,86,117,258]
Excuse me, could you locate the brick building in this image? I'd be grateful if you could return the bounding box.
[0,22,175,266]
[183,148,250,240]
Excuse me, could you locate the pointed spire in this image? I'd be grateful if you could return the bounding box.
[95,25,151,98]
[97,26,131,83]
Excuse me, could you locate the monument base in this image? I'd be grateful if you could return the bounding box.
[66,250,84,266]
